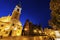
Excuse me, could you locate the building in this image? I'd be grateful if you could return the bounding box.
[22,19,29,36]
[22,19,42,36]
[0,4,22,37]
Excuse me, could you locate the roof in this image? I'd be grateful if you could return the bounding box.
[17,4,22,8]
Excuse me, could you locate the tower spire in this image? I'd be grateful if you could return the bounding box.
[11,4,22,20]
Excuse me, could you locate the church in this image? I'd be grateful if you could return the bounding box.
[0,4,22,37]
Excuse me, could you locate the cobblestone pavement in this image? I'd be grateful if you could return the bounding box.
[0,36,59,40]
[0,36,43,40]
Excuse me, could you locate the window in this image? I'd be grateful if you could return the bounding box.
[17,9,19,12]
[18,28,20,29]
[12,24,15,26]
[0,29,1,31]
[5,31,8,34]
[1,24,4,27]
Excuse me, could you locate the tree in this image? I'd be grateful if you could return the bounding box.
[49,0,60,30]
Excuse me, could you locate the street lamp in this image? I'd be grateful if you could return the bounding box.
[33,29,37,33]
[24,28,28,31]
[39,30,41,33]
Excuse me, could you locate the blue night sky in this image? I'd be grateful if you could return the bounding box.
[0,0,51,28]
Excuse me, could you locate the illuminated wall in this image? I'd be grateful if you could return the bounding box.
[0,5,22,37]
